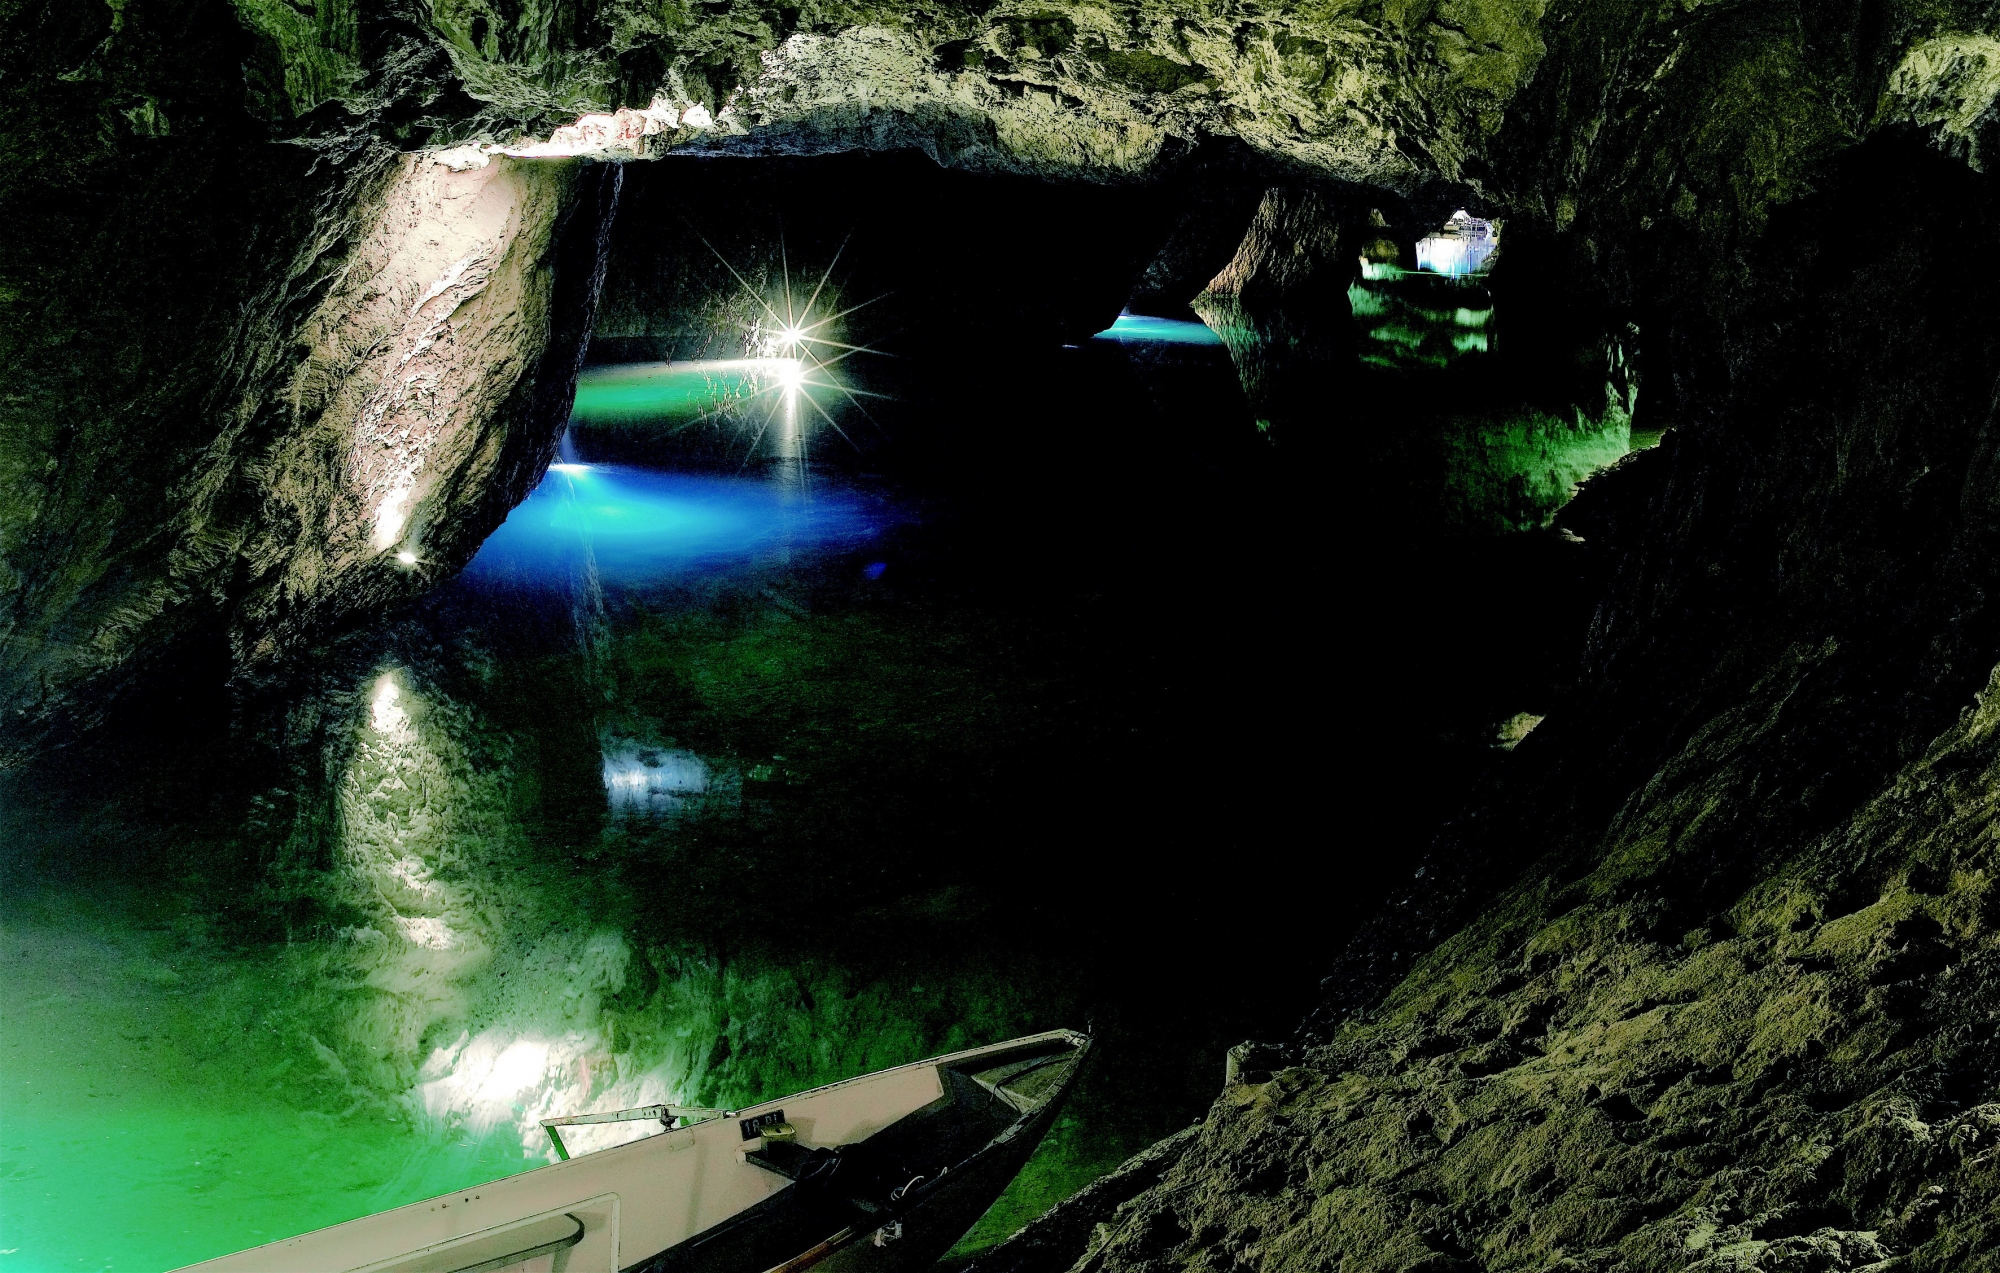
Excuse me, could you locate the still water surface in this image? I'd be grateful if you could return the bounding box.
[0,294,1636,1270]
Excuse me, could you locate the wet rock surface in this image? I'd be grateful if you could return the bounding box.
[986,29,2000,1273]
[964,1124,1205,1273]
[1191,186,1359,432]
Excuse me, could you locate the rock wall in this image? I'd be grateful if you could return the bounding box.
[231,151,615,667]
[0,0,619,755]
[968,7,2000,1273]
[229,0,1557,187]
[0,0,1675,751]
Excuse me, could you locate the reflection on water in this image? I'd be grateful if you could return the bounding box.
[602,743,712,814]
[563,360,828,473]
[1090,312,1225,346]
[570,360,778,421]
[465,465,884,583]
[0,891,535,1271]
[1349,263,1496,374]
[1194,251,1642,534]
[2,270,1646,1270]
[0,428,1121,1268]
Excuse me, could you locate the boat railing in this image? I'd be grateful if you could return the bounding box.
[541,1104,728,1161]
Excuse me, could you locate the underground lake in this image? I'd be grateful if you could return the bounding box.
[0,191,1643,1268]
[16,9,2000,1269]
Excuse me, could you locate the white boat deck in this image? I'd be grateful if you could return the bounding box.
[180,1060,945,1272]
[178,1030,1084,1273]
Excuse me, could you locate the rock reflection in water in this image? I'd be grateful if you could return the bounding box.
[1187,250,1641,535]
[1348,262,1497,374]
[0,606,1078,1270]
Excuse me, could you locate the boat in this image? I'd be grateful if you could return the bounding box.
[179,1028,1090,1273]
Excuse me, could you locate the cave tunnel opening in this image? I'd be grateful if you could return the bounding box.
[0,145,1654,1273]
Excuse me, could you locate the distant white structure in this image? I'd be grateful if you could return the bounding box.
[1416,210,1501,277]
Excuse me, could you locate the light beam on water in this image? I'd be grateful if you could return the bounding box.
[1090,313,1225,346]
[464,465,885,585]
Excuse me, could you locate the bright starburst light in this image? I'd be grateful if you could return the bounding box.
[669,225,892,470]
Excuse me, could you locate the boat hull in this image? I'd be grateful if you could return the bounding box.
[816,1087,1065,1273]
[634,1033,1086,1273]
[174,1030,1088,1273]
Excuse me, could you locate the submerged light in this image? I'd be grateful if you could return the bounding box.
[395,551,418,566]
[602,746,710,813]
[773,358,806,390]
[463,467,884,585]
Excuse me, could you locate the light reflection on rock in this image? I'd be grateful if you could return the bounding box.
[326,664,500,1089]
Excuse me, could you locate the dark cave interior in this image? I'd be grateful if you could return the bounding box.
[8,1,2000,1270]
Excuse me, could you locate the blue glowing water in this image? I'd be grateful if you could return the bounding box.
[464,465,885,584]
[1090,313,1225,346]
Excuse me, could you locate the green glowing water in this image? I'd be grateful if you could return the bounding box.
[1346,268,1497,374]
[1194,261,1642,530]
[1,294,1642,1272]
[0,573,1181,1271]
[0,897,530,1270]
[1,803,1132,1270]
[570,362,770,421]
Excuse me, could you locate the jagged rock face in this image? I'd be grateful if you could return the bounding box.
[0,0,618,755]
[1061,645,2000,1268]
[228,0,1555,187]
[1126,182,1267,317]
[230,152,613,667]
[980,8,2000,1273]
[1200,188,1355,309]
